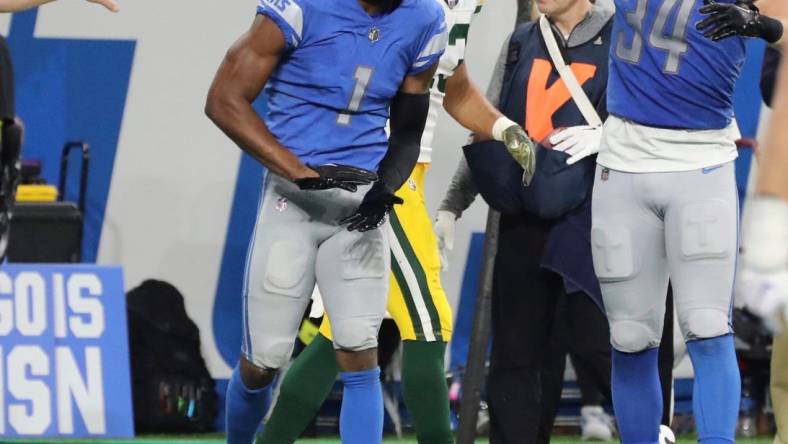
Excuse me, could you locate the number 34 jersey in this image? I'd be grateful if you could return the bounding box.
[257,0,447,172]
[607,0,746,130]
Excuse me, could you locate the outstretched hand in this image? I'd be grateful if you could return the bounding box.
[697,0,782,43]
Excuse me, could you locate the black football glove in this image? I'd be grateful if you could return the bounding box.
[340,182,404,232]
[697,0,784,43]
[294,164,378,193]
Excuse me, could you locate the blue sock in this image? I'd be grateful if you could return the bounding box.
[226,364,272,444]
[339,367,383,444]
[686,335,741,444]
[612,348,662,444]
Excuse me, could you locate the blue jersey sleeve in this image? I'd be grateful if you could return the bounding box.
[409,7,448,75]
[256,0,307,52]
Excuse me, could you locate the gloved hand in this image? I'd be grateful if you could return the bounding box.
[294,164,378,193]
[501,124,537,186]
[434,210,456,272]
[697,0,784,43]
[341,182,404,232]
[737,196,788,332]
[549,125,603,165]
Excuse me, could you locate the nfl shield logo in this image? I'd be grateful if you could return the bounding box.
[276,197,288,212]
[443,0,459,8]
[368,27,381,43]
[601,168,610,181]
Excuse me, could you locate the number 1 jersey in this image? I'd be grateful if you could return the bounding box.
[607,0,746,130]
[257,0,447,172]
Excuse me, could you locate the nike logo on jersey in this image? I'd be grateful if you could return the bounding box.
[702,165,724,174]
[594,36,604,45]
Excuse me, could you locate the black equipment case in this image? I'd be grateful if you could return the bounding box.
[7,141,89,263]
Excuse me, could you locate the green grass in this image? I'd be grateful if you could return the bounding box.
[0,437,778,444]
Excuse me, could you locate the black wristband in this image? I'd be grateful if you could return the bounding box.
[760,14,784,44]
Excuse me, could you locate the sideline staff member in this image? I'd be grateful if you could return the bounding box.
[438,0,614,441]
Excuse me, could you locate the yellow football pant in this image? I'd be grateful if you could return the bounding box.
[773,328,788,444]
[320,162,453,342]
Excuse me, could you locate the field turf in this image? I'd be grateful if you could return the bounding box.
[0,437,777,444]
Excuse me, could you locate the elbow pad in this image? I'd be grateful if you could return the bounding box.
[377,91,430,192]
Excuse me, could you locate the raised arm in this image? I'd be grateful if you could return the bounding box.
[0,0,118,12]
[205,15,316,182]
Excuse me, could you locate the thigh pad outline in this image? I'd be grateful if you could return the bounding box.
[679,200,732,261]
[341,231,387,281]
[263,240,312,298]
[591,224,638,282]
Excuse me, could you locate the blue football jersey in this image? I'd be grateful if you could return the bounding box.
[257,0,447,171]
[607,0,746,130]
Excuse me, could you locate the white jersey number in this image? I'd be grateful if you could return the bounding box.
[616,0,695,74]
[338,66,375,126]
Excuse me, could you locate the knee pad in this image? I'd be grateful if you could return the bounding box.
[678,200,732,261]
[610,319,661,353]
[681,308,731,341]
[591,224,637,282]
[331,318,379,352]
[250,337,296,370]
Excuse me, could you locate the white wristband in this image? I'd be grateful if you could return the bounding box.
[492,116,517,142]
[742,195,788,271]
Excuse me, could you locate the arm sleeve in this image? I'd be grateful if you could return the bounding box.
[439,155,479,218]
[409,9,449,75]
[256,0,306,52]
[377,92,431,192]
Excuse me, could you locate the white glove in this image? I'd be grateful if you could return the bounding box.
[434,210,456,272]
[737,268,788,332]
[549,125,603,165]
[737,196,788,332]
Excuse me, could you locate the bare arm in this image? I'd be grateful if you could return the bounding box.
[443,63,503,140]
[0,0,118,12]
[757,41,788,199]
[205,15,315,181]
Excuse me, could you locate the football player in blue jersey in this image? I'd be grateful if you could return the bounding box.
[205,0,447,443]
[589,0,771,442]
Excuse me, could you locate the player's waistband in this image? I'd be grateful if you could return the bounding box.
[265,173,370,223]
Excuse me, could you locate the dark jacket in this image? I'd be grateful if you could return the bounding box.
[440,0,614,307]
